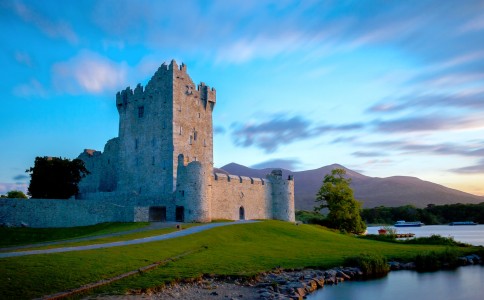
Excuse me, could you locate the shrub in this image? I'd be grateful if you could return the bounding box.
[415,248,460,271]
[404,235,469,247]
[344,253,389,276]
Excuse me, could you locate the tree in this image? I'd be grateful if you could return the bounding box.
[26,156,90,199]
[314,168,366,234]
[1,190,28,199]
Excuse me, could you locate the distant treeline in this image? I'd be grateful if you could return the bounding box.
[361,203,484,225]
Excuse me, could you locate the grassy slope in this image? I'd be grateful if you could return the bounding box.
[4,223,202,251]
[0,221,478,299]
[0,222,149,247]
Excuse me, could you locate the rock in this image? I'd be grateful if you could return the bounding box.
[259,291,273,298]
[315,277,325,288]
[305,280,318,293]
[294,287,306,297]
[210,291,219,296]
[336,270,351,280]
[20,222,29,227]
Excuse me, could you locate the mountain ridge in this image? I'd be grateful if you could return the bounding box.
[219,163,484,210]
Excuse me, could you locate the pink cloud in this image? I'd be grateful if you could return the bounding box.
[52,51,128,94]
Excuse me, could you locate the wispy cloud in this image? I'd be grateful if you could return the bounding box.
[231,115,314,153]
[52,50,127,94]
[449,159,484,174]
[231,114,362,153]
[7,0,78,44]
[14,51,33,67]
[251,158,302,170]
[13,78,47,98]
[13,174,29,182]
[369,91,484,113]
[351,151,384,158]
[213,126,226,135]
[372,115,484,133]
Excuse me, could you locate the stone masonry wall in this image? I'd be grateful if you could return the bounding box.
[210,173,272,220]
[0,198,137,228]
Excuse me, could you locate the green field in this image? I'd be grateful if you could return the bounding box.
[0,222,149,247]
[0,221,478,299]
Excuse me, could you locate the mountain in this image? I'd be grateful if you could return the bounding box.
[219,163,484,210]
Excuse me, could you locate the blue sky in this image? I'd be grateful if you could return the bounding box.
[1,0,484,196]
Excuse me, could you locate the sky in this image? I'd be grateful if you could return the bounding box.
[1,0,483,196]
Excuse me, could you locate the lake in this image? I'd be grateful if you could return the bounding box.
[307,265,484,300]
[366,224,484,246]
[308,225,484,300]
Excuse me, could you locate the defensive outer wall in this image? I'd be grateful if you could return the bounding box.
[0,61,295,228]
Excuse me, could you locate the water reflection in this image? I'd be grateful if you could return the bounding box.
[308,265,484,300]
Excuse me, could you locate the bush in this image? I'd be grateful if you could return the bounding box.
[295,210,328,226]
[415,248,460,271]
[344,253,389,276]
[404,235,469,247]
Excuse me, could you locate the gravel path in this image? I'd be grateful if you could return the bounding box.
[0,220,257,258]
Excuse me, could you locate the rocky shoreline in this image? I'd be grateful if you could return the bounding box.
[90,254,483,300]
[153,253,483,300]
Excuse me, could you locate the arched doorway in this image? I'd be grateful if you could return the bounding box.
[239,206,245,220]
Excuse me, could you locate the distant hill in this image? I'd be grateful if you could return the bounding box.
[219,163,484,210]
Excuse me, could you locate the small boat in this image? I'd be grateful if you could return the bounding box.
[394,220,424,227]
[449,221,478,226]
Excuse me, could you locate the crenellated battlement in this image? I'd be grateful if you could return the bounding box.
[212,173,268,185]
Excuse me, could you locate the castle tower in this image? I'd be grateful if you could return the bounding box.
[268,170,295,222]
[115,60,216,202]
[175,154,211,222]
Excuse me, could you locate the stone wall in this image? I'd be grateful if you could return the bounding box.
[210,173,272,220]
[0,198,139,228]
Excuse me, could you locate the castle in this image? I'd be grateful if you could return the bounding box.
[0,61,294,227]
[75,60,295,223]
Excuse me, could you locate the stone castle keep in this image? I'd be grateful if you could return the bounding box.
[0,61,294,227]
[0,61,295,227]
[77,60,295,223]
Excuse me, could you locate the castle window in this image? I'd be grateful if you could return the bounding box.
[194,156,197,161]
[138,106,144,118]
[198,113,201,118]
[135,139,139,150]
[163,120,166,129]
[179,126,183,135]
[152,157,155,165]
[203,139,206,147]
[194,131,197,141]
[189,135,193,145]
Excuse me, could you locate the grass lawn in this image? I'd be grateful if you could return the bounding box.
[0,222,150,247]
[4,223,202,252]
[0,220,479,299]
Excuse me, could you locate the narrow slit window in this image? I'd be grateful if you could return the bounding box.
[138,106,144,118]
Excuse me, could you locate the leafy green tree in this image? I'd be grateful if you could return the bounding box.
[26,156,90,199]
[2,190,28,199]
[315,168,366,234]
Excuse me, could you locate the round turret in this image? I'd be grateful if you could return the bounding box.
[268,170,295,222]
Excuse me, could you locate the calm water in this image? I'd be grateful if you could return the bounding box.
[308,226,484,300]
[308,265,484,300]
[367,224,484,246]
